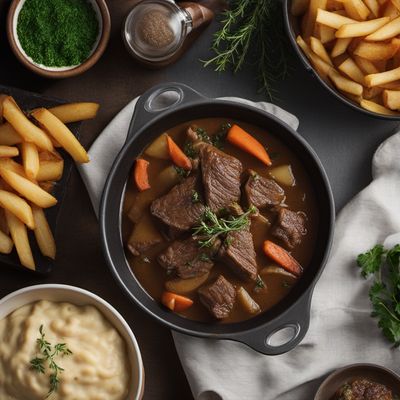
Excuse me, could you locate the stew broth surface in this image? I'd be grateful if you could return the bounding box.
[122,118,318,323]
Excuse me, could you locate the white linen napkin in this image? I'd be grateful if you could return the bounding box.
[78,94,400,400]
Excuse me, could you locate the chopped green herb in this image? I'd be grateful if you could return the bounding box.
[184,141,198,159]
[254,275,267,293]
[174,166,190,179]
[30,325,72,397]
[192,190,200,203]
[193,206,256,248]
[199,253,211,262]
[196,127,212,143]
[250,171,260,181]
[357,244,400,346]
[210,123,231,149]
[224,236,233,247]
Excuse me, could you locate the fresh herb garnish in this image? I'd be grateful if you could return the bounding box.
[203,0,290,99]
[192,190,200,203]
[193,205,256,248]
[254,274,266,293]
[211,123,231,149]
[196,127,211,143]
[30,325,72,397]
[357,244,400,346]
[184,141,198,159]
[199,253,211,262]
[174,166,190,179]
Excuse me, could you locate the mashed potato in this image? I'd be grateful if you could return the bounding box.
[0,300,131,400]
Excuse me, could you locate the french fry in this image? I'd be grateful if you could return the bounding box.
[0,158,25,177]
[2,97,53,152]
[327,0,345,10]
[297,35,334,80]
[318,24,337,42]
[5,210,35,270]
[354,55,380,73]
[328,68,364,94]
[391,0,400,11]
[31,108,89,164]
[383,0,400,18]
[333,52,350,67]
[378,80,400,88]
[0,146,18,158]
[31,204,55,259]
[338,57,366,83]
[360,98,399,113]
[0,168,57,208]
[353,40,400,60]
[304,0,329,38]
[383,89,400,108]
[47,102,99,124]
[365,65,400,86]
[0,229,13,254]
[0,123,22,146]
[331,37,352,57]
[364,0,380,16]
[21,142,39,180]
[336,17,390,38]
[311,36,334,64]
[0,190,34,229]
[341,0,371,20]
[37,160,64,181]
[366,16,400,40]
[316,8,356,28]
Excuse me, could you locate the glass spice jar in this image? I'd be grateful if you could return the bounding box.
[123,0,213,67]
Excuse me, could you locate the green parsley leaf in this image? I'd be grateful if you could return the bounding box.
[357,244,386,277]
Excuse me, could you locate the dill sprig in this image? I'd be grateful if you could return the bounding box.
[193,205,256,248]
[203,0,290,99]
[30,325,72,398]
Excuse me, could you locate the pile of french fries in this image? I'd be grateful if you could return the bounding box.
[293,0,400,115]
[0,95,99,270]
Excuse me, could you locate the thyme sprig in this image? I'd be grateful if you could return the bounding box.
[30,325,72,398]
[193,205,256,248]
[203,0,290,99]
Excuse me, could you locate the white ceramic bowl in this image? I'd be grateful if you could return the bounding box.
[0,284,144,400]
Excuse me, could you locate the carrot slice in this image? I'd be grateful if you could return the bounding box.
[227,124,272,166]
[161,291,194,312]
[134,158,151,191]
[263,240,303,277]
[166,135,192,170]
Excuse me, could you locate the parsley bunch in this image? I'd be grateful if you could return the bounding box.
[357,244,400,346]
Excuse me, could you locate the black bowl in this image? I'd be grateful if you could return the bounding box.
[100,83,335,355]
[283,0,400,120]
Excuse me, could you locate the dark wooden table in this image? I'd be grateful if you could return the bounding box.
[1,0,400,399]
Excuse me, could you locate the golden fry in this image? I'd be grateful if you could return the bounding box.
[311,36,334,64]
[2,97,53,152]
[383,89,400,108]
[0,123,22,146]
[48,102,99,124]
[336,17,390,38]
[0,228,13,254]
[21,142,39,180]
[328,68,364,95]
[331,37,352,57]
[366,16,400,40]
[31,204,55,259]
[316,8,356,28]
[365,65,400,86]
[338,57,365,83]
[342,0,371,20]
[0,190,34,229]
[0,146,18,158]
[37,160,64,181]
[360,98,399,114]
[0,168,57,208]
[5,210,35,270]
[32,108,89,163]
[354,40,400,60]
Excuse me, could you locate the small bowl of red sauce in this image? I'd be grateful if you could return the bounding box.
[315,364,400,400]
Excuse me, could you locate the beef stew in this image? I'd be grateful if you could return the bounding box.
[122,118,318,323]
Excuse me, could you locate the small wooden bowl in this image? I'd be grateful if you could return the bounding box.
[315,363,400,400]
[7,0,111,79]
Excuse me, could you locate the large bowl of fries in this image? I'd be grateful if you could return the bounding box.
[284,0,400,119]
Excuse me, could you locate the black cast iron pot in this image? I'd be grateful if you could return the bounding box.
[100,83,335,355]
[283,0,400,120]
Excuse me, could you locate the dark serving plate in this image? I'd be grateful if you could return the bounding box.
[100,82,335,355]
[283,0,400,120]
[314,364,400,400]
[0,85,81,274]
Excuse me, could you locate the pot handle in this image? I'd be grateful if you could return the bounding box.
[127,82,207,141]
[228,288,313,356]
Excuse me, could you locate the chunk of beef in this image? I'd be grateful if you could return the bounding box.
[150,176,205,236]
[200,144,242,213]
[271,208,307,249]
[244,170,285,209]
[218,228,258,282]
[198,275,236,319]
[158,237,220,279]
